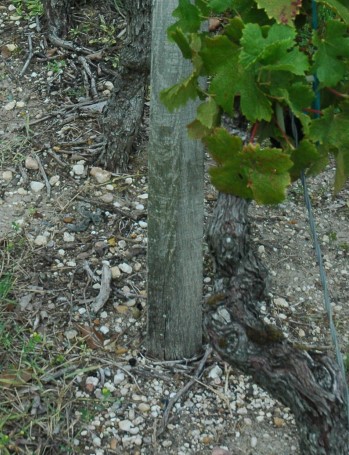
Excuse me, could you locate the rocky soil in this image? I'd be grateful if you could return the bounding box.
[0,2,348,454]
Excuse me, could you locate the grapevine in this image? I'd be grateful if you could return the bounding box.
[161,0,349,204]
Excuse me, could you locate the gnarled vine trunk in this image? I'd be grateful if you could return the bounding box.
[99,0,151,172]
[43,0,71,42]
[205,192,348,455]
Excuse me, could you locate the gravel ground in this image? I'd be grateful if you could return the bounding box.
[0,2,348,454]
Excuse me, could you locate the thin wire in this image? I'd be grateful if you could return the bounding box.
[310,0,349,431]
[291,113,349,433]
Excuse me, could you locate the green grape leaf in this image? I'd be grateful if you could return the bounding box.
[160,73,198,112]
[261,48,309,75]
[224,17,244,43]
[284,83,314,116]
[209,62,240,115]
[168,28,192,59]
[168,0,201,36]
[309,103,349,192]
[239,70,273,121]
[196,98,220,129]
[205,130,250,199]
[313,21,349,87]
[289,139,323,181]
[187,119,211,139]
[203,127,243,164]
[208,0,234,13]
[210,164,253,199]
[240,23,303,71]
[317,0,349,24]
[195,0,211,16]
[200,35,239,74]
[233,0,271,24]
[200,36,240,114]
[255,0,302,26]
[205,132,292,203]
[248,171,291,204]
[241,144,292,203]
[269,81,314,126]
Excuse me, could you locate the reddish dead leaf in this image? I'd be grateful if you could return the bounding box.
[1,45,11,59]
[76,324,104,350]
[46,47,58,57]
[63,216,75,224]
[115,346,128,355]
[0,369,32,388]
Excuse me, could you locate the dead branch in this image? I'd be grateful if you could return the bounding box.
[20,33,34,77]
[91,263,112,313]
[156,345,212,437]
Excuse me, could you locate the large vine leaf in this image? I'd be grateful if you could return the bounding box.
[240,23,295,69]
[203,127,243,164]
[313,20,349,87]
[240,23,308,75]
[160,73,199,112]
[168,28,192,59]
[209,0,270,23]
[168,0,201,36]
[195,0,211,16]
[255,0,302,26]
[261,48,309,75]
[207,0,233,13]
[309,102,349,192]
[242,144,292,203]
[196,98,220,129]
[289,139,326,181]
[269,81,314,128]
[200,35,240,114]
[204,130,292,203]
[238,70,273,121]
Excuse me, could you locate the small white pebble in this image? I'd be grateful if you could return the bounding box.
[63,232,75,242]
[30,181,45,192]
[119,263,132,274]
[92,436,102,447]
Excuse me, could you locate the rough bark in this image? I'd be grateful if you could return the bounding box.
[99,0,151,172]
[205,193,349,455]
[147,0,204,360]
[43,0,71,40]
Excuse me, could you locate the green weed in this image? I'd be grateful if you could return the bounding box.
[47,59,67,74]
[13,0,43,18]
[0,275,13,302]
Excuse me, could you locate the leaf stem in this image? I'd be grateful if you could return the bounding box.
[326,87,349,99]
[250,122,259,143]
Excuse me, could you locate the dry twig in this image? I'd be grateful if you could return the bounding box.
[20,33,34,77]
[91,263,112,313]
[34,153,51,198]
[156,345,213,437]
